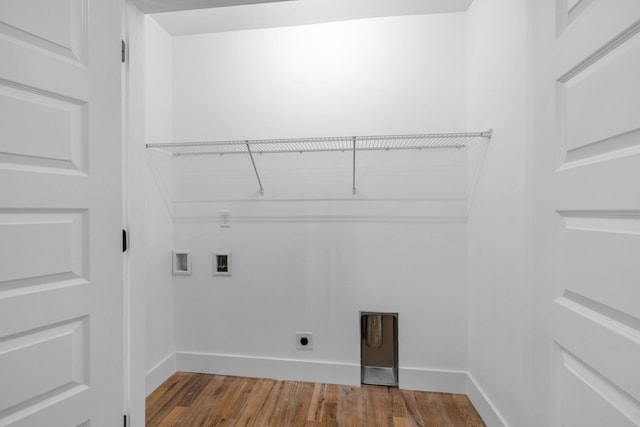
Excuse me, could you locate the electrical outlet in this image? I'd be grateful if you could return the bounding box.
[295,332,313,350]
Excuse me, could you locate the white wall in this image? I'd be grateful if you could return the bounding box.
[144,16,176,393]
[170,13,471,391]
[172,151,468,388]
[172,14,467,140]
[466,0,529,426]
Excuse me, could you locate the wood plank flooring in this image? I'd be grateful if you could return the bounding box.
[146,372,486,427]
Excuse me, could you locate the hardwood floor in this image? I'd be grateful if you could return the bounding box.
[146,372,486,427]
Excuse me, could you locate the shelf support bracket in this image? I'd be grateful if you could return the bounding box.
[352,136,357,195]
[246,142,264,195]
[480,128,493,138]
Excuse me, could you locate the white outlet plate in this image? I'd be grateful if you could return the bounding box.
[220,210,230,228]
[295,332,313,350]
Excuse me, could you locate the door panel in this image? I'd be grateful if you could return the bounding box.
[557,0,640,73]
[0,81,87,173]
[554,298,640,402]
[0,210,87,289]
[0,0,87,64]
[0,318,88,414]
[560,350,639,427]
[560,214,640,319]
[550,0,640,425]
[0,0,122,425]
[563,32,640,150]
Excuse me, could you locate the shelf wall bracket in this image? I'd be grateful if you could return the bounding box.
[352,136,357,195]
[246,142,264,195]
[480,129,493,138]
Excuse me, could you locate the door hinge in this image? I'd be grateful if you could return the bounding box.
[121,40,126,63]
[123,229,128,253]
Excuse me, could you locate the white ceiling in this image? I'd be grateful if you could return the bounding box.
[149,0,473,36]
[130,0,294,14]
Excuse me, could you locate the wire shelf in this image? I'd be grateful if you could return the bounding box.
[145,130,492,156]
[145,130,492,195]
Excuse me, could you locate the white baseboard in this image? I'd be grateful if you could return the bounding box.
[176,351,469,395]
[146,351,504,427]
[145,353,177,397]
[399,367,468,394]
[177,351,361,386]
[466,373,509,427]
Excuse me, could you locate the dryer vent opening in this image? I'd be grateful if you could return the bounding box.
[360,312,398,387]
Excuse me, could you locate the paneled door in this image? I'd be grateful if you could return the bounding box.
[0,0,123,426]
[534,1,640,425]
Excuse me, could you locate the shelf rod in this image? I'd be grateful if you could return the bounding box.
[246,142,264,195]
[352,136,357,195]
